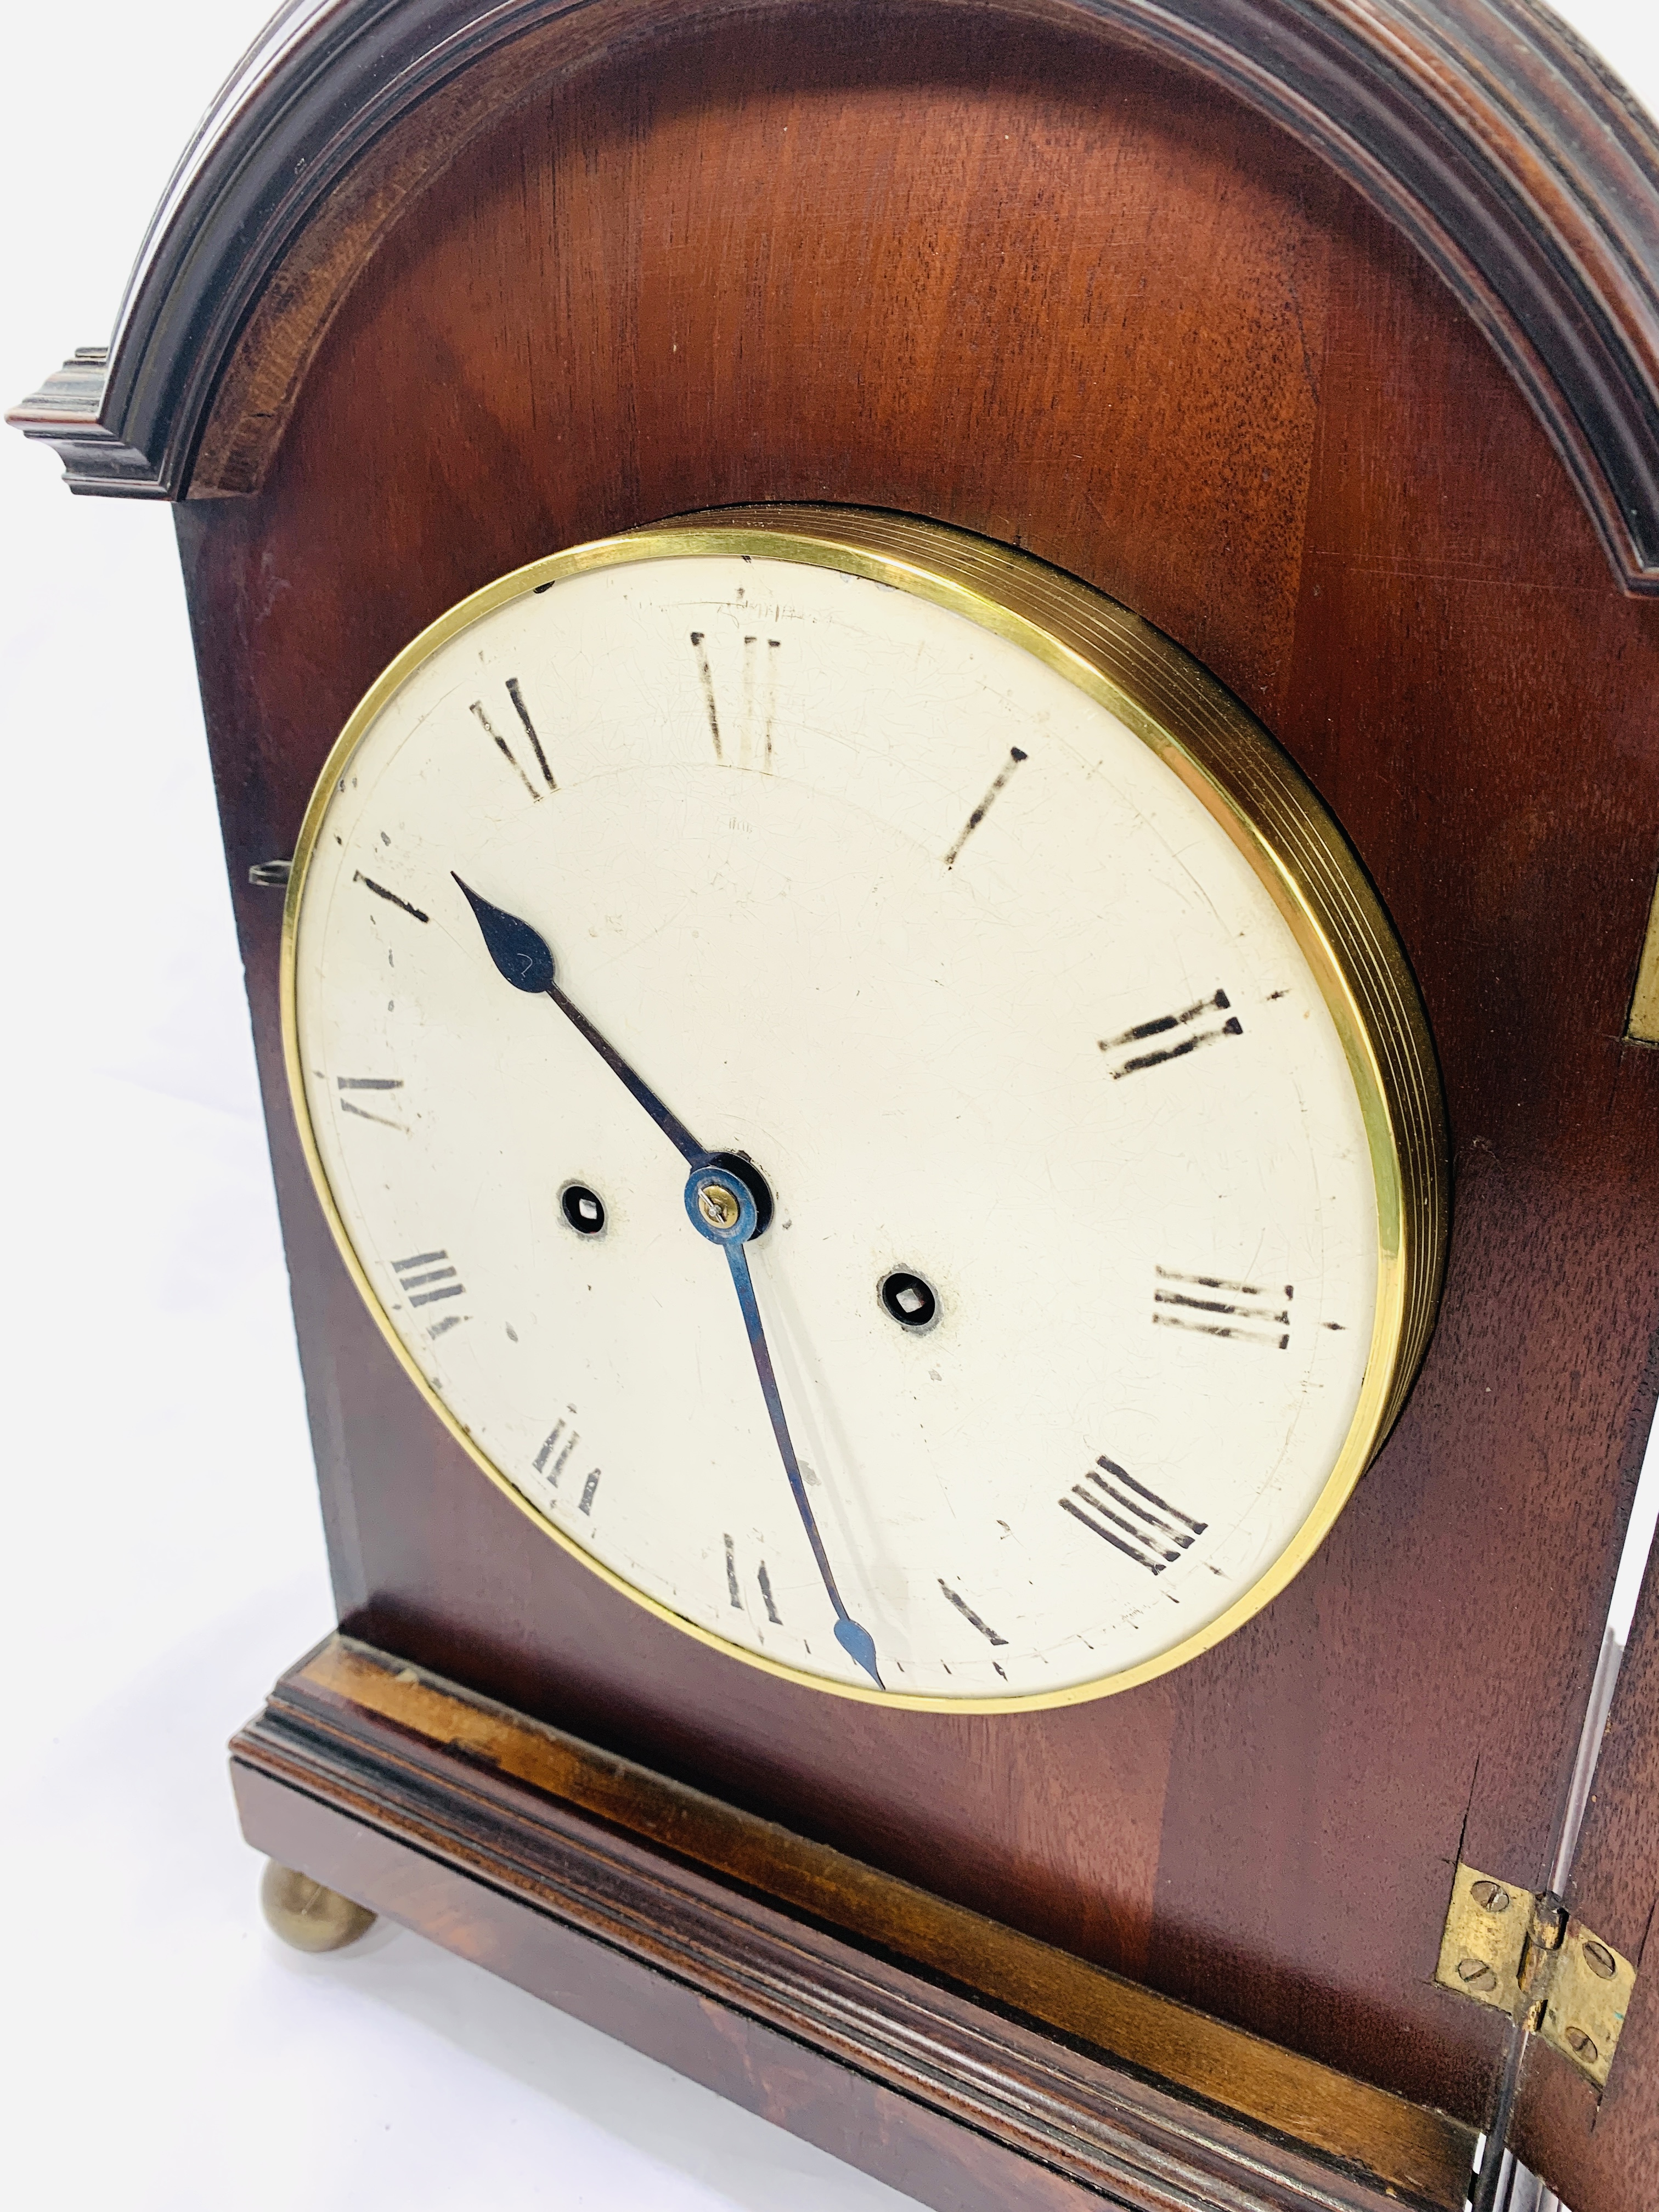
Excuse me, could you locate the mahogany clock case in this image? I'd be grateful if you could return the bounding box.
[15,1,1659,2208]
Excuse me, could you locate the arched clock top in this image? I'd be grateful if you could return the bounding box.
[9,0,1659,595]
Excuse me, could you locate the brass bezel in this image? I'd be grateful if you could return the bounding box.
[281,506,1450,1712]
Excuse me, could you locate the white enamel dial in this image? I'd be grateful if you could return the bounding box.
[287,519,1437,1706]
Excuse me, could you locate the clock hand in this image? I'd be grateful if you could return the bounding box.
[687,1160,883,1686]
[684,1156,882,1686]
[452,874,883,1686]
[718,1229,883,1689]
[453,875,703,1163]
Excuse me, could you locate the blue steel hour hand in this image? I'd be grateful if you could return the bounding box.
[454,874,704,1164]
[452,876,883,1688]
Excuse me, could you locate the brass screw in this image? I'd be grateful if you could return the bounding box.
[698,1183,741,1230]
[1470,1880,1511,1913]
[1564,2026,1600,2062]
[1582,1939,1617,1979]
[1457,1957,1499,1991]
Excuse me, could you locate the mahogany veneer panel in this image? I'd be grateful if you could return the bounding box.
[173,0,1659,2127]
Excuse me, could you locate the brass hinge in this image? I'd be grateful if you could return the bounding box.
[1435,1861,1636,2091]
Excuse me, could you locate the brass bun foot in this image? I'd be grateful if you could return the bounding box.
[259,1859,377,1953]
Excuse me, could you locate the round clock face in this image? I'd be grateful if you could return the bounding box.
[286,511,1444,1707]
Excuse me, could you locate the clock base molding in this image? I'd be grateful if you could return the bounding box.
[230,1637,1475,2212]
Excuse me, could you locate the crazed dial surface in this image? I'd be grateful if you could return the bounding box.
[289,527,1403,1706]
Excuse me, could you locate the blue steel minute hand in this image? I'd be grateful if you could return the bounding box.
[452,876,882,1687]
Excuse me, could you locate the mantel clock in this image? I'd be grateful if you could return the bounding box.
[16,4,1659,2210]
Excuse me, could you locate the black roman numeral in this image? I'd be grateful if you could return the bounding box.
[690,630,782,766]
[938,1579,1008,1646]
[943,746,1029,868]
[471,675,555,799]
[724,1532,783,1623]
[353,870,428,923]
[690,633,723,759]
[391,1249,466,1337]
[532,1417,581,1485]
[336,1075,405,1131]
[1098,989,1242,1078]
[1059,1458,1208,1577]
[505,677,556,788]
[1153,1265,1292,1350]
[526,1433,600,1517]
[739,633,782,770]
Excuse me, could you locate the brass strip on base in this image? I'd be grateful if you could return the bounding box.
[233,1634,1475,2212]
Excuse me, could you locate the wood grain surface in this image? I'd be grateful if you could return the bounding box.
[170,0,1659,2157]
[232,1633,1479,2212]
[17,0,1659,601]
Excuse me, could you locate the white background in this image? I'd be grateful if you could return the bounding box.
[3,6,1656,2207]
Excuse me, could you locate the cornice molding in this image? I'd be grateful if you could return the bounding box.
[10,0,1659,591]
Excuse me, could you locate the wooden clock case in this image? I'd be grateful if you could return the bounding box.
[15,3,1659,2207]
